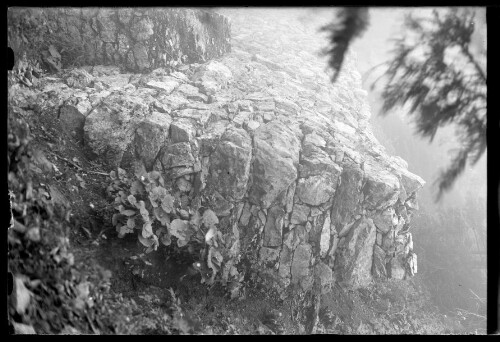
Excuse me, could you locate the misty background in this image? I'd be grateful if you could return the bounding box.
[295,6,487,323]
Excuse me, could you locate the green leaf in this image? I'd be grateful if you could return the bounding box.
[160,233,171,246]
[190,211,201,229]
[207,247,221,274]
[230,265,239,277]
[205,226,217,244]
[130,180,145,196]
[149,186,167,205]
[161,193,175,213]
[177,237,188,248]
[127,194,137,207]
[137,200,146,210]
[138,233,154,247]
[127,217,135,229]
[140,206,150,222]
[148,171,162,183]
[122,209,136,216]
[202,209,219,228]
[118,225,132,238]
[153,206,170,226]
[117,167,126,178]
[142,222,153,238]
[212,249,223,265]
[112,213,123,226]
[109,170,116,180]
[170,219,192,243]
[117,205,124,213]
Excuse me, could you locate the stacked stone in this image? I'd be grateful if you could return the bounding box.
[8,8,231,73]
[8,8,425,295]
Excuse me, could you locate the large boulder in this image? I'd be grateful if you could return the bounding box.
[363,160,401,210]
[330,165,364,232]
[335,218,377,288]
[208,127,253,202]
[84,93,150,167]
[249,123,300,209]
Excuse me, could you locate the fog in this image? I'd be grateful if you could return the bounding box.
[351,7,487,324]
[273,6,487,328]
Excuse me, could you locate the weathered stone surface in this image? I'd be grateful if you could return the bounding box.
[389,255,406,280]
[407,252,417,276]
[296,174,338,206]
[133,112,171,170]
[278,244,293,280]
[304,132,326,148]
[382,231,395,252]
[372,207,396,234]
[314,261,333,294]
[159,142,195,169]
[290,204,310,225]
[84,93,149,167]
[208,190,234,217]
[59,99,91,142]
[9,8,230,73]
[363,160,400,209]
[208,127,252,201]
[291,243,312,288]
[239,202,252,226]
[259,246,280,266]
[372,244,387,278]
[249,123,300,208]
[9,8,427,296]
[319,212,331,258]
[397,167,426,196]
[170,119,196,143]
[299,143,342,178]
[285,182,296,213]
[335,218,377,288]
[263,206,285,247]
[193,60,233,95]
[330,165,364,232]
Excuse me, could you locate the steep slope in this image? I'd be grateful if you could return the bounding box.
[8,8,425,300]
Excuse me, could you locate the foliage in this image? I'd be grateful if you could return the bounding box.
[323,8,485,199]
[320,7,370,83]
[7,106,113,334]
[375,8,486,200]
[106,169,243,290]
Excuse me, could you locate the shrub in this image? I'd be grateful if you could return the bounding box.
[106,168,243,290]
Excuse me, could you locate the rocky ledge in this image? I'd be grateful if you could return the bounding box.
[9,8,424,296]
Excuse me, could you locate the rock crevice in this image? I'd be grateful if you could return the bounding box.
[8,8,425,296]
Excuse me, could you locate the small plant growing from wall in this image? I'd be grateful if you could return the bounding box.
[106,168,243,294]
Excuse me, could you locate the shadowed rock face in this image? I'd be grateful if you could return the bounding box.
[8,8,231,73]
[8,8,425,296]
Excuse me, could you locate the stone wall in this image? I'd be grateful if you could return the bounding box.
[8,7,230,73]
[8,8,424,297]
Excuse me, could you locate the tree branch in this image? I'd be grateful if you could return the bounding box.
[460,44,486,83]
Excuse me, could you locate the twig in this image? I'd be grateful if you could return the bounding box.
[47,151,109,176]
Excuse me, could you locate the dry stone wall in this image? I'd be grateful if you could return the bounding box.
[8,7,230,73]
[8,8,424,296]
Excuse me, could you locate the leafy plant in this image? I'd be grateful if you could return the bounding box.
[106,168,244,291]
